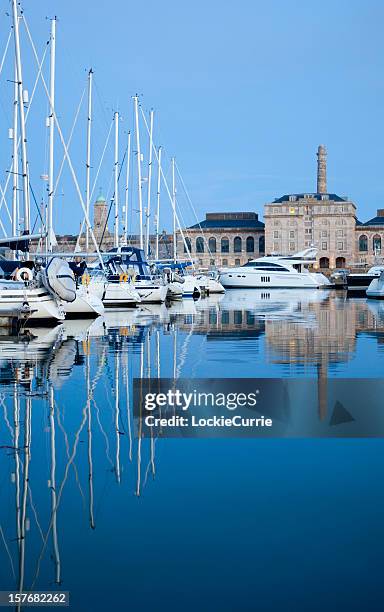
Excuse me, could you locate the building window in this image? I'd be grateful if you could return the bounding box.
[289,231,295,238]
[199,259,203,265]
[259,235,265,253]
[234,236,242,253]
[208,237,216,253]
[373,235,382,253]
[305,228,312,234]
[222,258,228,266]
[196,237,204,253]
[184,237,191,254]
[321,230,327,237]
[359,234,368,252]
[337,241,344,251]
[289,195,296,202]
[321,195,329,200]
[289,242,295,251]
[210,259,215,266]
[246,236,255,253]
[322,242,328,250]
[273,242,279,251]
[235,258,240,266]
[273,231,279,238]
[336,257,346,268]
[221,237,229,253]
[319,257,329,269]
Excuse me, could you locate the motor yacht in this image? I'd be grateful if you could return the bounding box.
[219,248,330,289]
[347,266,384,294]
[366,271,384,299]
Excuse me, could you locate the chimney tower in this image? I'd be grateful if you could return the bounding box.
[316,144,327,194]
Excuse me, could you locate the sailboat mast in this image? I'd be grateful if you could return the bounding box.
[172,157,176,262]
[47,16,56,252]
[12,62,19,237]
[155,146,162,260]
[85,68,93,252]
[134,95,143,250]
[11,0,30,235]
[124,130,131,244]
[114,111,119,248]
[145,109,154,258]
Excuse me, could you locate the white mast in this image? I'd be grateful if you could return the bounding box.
[12,0,30,235]
[145,109,154,258]
[47,16,56,252]
[172,156,177,262]
[85,68,93,252]
[134,95,143,250]
[114,111,119,248]
[124,130,131,244]
[12,61,19,237]
[155,146,162,260]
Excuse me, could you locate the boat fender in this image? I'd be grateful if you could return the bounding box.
[81,273,91,286]
[16,267,33,282]
[119,272,129,283]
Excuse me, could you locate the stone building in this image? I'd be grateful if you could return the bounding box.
[176,212,265,267]
[264,146,357,269]
[355,209,384,266]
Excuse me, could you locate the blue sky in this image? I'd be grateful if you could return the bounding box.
[1,0,383,235]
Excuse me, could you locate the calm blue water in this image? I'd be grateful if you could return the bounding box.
[0,289,383,611]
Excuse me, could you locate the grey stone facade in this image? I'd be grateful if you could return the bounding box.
[176,212,265,268]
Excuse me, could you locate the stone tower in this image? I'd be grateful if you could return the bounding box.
[316,145,327,194]
[93,193,108,237]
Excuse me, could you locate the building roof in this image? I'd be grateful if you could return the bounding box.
[272,193,347,203]
[188,218,265,230]
[95,194,106,203]
[362,215,384,226]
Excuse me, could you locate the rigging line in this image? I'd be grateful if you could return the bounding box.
[0,29,11,77]
[0,39,49,224]
[139,107,194,265]
[175,160,213,258]
[0,524,15,581]
[53,84,87,198]
[23,15,105,268]
[75,118,114,251]
[98,146,127,248]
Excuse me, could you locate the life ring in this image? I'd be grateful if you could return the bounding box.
[15,267,33,282]
[119,272,129,283]
[81,273,91,286]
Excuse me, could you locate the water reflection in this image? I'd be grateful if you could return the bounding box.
[1,290,384,604]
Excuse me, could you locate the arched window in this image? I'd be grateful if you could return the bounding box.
[208,237,216,253]
[221,237,229,253]
[259,235,265,253]
[359,235,368,252]
[184,237,191,254]
[196,237,204,253]
[319,257,329,269]
[336,257,346,268]
[373,234,382,253]
[234,236,242,253]
[246,236,254,253]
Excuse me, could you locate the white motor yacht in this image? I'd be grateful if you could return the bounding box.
[366,271,384,299]
[219,248,331,289]
[347,266,384,294]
